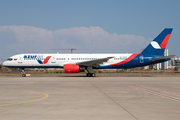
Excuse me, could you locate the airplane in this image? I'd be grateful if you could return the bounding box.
[3,28,175,77]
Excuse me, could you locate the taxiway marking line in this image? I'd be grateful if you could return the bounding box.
[127,85,180,103]
[0,89,49,106]
[138,85,180,96]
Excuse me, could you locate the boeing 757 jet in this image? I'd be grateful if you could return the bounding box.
[3,28,175,77]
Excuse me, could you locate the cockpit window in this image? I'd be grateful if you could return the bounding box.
[7,58,13,61]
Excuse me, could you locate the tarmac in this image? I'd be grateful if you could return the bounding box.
[0,75,180,120]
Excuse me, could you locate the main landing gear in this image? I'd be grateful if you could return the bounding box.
[86,73,95,77]
[21,68,26,77]
[86,66,96,77]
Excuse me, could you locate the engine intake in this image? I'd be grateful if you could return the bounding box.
[64,64,85,73]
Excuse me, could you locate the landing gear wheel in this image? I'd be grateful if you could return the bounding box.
[91,73,95,77]
[86,73,96,77]
[21,68,26,77]
[86,73,91,77]
[22,74,26,77]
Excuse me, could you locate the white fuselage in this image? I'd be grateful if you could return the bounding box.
[3,53,132,68]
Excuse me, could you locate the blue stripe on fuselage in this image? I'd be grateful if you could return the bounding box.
[96,55,170,69]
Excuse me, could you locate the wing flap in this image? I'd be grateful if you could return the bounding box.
[150,55,175,61]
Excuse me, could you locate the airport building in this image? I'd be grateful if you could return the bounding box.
[154,49,180,70]
[155,49,169,70]
[170,56,180,68]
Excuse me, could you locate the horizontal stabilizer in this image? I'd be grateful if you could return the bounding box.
[150,55,175,61]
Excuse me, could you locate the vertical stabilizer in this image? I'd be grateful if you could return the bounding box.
[141,28,173,55]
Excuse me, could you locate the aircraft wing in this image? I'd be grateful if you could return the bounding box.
[77,57,114,67]
[150,55,175,61]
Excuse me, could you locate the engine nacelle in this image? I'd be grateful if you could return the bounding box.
[64,64,85,73]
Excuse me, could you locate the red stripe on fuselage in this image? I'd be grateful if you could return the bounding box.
[107,53,141,66]
[43,56,51,64]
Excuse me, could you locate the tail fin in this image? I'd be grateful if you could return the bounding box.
[141,28,173,55]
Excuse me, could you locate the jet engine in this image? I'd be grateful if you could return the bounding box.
[64,64,85,73]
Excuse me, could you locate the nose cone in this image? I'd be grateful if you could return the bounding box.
[2,61,8,67]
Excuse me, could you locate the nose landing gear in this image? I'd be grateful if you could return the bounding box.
[21,68,26,77]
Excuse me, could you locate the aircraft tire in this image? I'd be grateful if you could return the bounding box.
[91,73,95,77]
[22,74,26,77]
[86,73,91,77]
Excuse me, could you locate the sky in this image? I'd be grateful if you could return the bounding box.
[0,0,180,61]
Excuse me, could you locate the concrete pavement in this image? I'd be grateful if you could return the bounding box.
[0,76,180,120]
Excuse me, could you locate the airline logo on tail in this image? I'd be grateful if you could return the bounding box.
[151,34,171,49]
[151,41,161,49]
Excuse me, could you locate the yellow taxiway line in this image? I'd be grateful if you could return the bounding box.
[0,89,49,106]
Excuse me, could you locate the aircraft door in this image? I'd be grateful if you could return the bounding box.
[140,55,144,63]
[51,56,56,63]
[18,56,23,63]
